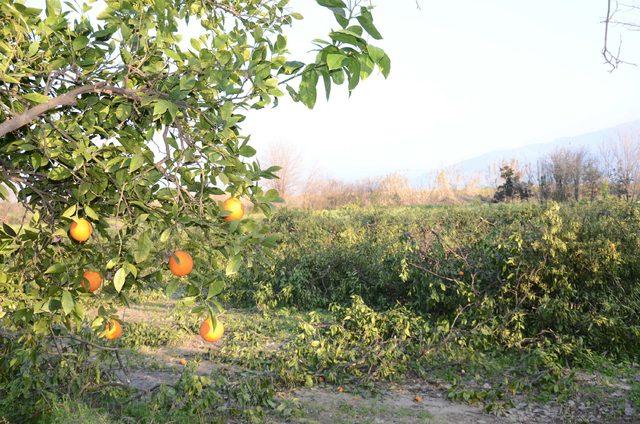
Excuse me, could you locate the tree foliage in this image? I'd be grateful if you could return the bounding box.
[0,0,388,356]
[493,165,531,202]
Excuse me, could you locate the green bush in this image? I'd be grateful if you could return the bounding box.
[232,200,640,360]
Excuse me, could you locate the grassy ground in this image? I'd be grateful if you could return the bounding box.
[44,290,639,423]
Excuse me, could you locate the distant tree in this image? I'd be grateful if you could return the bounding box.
[602,134,640,200]
[583,157,603,200]
[493,165,531,202]
[262,142,303,199]
[537,148,589,201]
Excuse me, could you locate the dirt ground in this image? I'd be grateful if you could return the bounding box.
[113,300,639,424]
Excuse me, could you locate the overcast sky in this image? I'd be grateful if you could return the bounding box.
[243,0,640,181]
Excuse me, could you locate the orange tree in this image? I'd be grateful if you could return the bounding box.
[0,0,388,408]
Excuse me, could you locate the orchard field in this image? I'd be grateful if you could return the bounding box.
[1,1,640,423]
[2,200,640,423]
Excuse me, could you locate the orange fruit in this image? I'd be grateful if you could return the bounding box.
[69,218,93,242]
[168,250,193,277]
[222,197,244,222]
[104,319,123,340]
[199,316,224,343]
[179,358,187,366]
[81,270,103,293]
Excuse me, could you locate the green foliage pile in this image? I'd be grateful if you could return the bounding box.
[233,200,640,361]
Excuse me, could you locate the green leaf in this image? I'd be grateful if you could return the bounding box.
[379,54,391,78]
[46,0,61,17]
[326,53,346,70]
[1,223,16,237]
[299,69,319,109]
[23,93,51,104]
[44,263,66,274]
[72,36,89,51]
[115,103,132,121]
[316,0,346,8]
[133,232,153,263]
[113,267,127,292]
[367,45,385,64]
[275,34,287,52]
[62,203,77,218]
[153,99,171,116]
[357,7,383,40]
[225,255,242,276]
[106,258,118,270]
[347,58,361,90]
[48,167,71,181]
[84,205,100,221]
[208,280,225,298]
[159,229,171,243]
[129,154,145,172]
[179,77,197,91]
[61,291,74,315]
[166,281,179,298]
[239,145,256,157]
[281,61,304,75]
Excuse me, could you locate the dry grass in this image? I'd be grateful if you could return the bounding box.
[284,172,493,209]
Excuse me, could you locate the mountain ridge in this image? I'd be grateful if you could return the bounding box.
[410,119,640,186]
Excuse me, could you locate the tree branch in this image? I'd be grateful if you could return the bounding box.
[0,83,141,138]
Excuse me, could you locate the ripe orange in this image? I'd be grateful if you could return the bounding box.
[222,197,244,222]
[179,358,187,366]
[199,316,224,343]
[104,319,123,340]
[168,250,193,277]
[81,270,103,293]
[69,218,93,242]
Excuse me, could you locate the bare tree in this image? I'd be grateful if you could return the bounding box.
[602,133,640,199]
[261,142,303,199]
[583,157,603,200]
[538,147,590,201]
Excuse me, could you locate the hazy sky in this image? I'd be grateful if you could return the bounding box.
[243,0,640,181]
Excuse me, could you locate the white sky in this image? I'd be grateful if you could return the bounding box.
[26,0,640,181]
[244,0,640,181]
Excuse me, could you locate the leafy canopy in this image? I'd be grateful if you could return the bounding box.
[0,0,388,338]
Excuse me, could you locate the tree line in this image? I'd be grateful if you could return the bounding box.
[494,134,640,202]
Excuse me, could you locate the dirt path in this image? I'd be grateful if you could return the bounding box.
[286,386,507,424]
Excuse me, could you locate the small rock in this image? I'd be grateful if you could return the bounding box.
[482,383,491,389]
